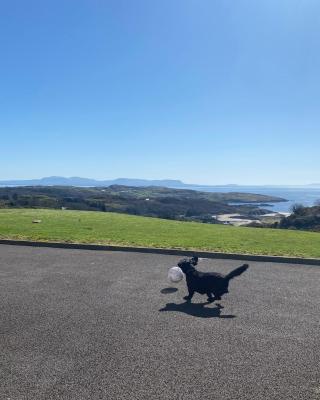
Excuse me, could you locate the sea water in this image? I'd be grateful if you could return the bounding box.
[185,186,320,213]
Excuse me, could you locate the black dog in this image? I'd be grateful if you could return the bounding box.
[178,256,249,303]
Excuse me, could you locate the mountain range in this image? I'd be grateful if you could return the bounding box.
[0,176,319,189]
[0,176,186,188]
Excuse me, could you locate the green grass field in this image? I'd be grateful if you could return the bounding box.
[0,208,320,258]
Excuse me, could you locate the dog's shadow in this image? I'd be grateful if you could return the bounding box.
[159,302,236,319]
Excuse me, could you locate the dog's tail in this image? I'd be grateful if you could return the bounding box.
[225,264,249,281]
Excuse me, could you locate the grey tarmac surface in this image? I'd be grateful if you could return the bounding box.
[0,244,319,400]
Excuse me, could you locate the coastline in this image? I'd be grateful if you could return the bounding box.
[215,211,291,227]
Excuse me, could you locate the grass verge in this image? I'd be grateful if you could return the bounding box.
[0,208,320,259]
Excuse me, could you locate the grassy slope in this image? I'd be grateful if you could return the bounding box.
[0,208,320,258]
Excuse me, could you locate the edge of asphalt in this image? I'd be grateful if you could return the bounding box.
[0,239,320,266]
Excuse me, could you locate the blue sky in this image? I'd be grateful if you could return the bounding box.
[1,0,319,184]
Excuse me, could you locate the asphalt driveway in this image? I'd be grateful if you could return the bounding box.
[0,244,319,399]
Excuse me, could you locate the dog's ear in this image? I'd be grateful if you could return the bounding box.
[191,256,198,265]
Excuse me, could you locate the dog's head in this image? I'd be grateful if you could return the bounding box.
[178,256,198,274]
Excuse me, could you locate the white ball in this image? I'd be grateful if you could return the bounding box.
[168,266,184,283]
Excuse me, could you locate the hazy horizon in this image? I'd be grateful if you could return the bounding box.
[0,175,319,187]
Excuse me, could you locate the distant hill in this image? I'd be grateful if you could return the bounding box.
[1,176,318,189]
[0,176,185,188]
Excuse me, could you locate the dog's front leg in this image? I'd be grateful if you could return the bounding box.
[207,292,215,303]
[183,286,195,302]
